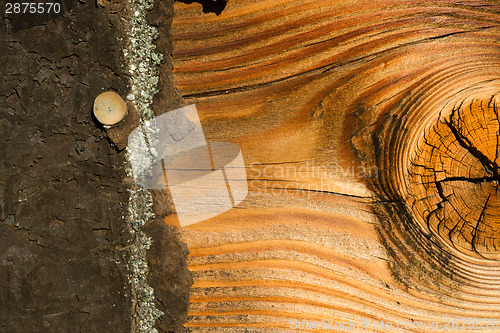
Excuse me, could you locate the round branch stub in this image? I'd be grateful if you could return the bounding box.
[93,91,128,125]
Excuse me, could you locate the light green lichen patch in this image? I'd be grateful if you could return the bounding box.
[125,0,162,121]
[123,0,165,331]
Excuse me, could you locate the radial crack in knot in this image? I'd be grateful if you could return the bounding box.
[408,98,500,259]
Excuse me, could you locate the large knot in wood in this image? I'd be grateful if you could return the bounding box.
[409,98,500,260]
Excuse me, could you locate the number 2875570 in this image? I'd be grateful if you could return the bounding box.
[5,2,61,14]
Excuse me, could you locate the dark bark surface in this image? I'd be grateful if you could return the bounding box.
[143,218,191,333]
[146,1,192,332]
[0,1,133,331]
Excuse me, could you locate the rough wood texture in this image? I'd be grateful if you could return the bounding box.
[409,99,500,260]
[0,2,133,331]
[0,1,193,332]
[170,0,500,332]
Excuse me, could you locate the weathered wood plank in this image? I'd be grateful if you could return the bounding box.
[169,0,500,331]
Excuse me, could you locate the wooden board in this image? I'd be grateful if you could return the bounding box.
[169,0,500,331]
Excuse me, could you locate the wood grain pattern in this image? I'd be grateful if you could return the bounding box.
[169,0,500,331]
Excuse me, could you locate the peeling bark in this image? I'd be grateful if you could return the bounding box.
[0,1,132,332]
